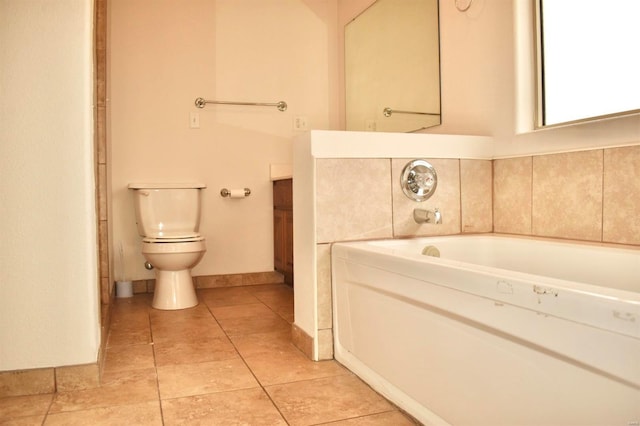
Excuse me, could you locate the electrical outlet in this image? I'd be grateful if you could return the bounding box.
[189,112,200,129]
[293,116,309,131]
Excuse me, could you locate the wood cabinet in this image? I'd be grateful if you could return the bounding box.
[273,179,293,286]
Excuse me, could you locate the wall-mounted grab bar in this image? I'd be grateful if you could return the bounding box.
[195,97,287,112]
[383,107,440,117]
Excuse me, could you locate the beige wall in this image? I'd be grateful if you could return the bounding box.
[0,0,100,371]
[429,0,639,155]
[109,0,333,281]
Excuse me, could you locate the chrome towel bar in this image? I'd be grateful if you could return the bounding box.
[195,97,287,112]
[383,107,439,117]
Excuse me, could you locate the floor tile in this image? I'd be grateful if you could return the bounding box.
[150,316,226,343]
[266,374,394,425]
[156,358,258,400]
[216,311,291,336]
[1,290,407,425]
[44,400,162,425]
[250,285,294,305]
[0,393,53,420]
[161,388,286,425]
[199,287,260,308]
[210,302,274,320]
[267,301,295,323]
[153,336,238,366]
[102,343,155,374]
[1,415,46,425]
[110,294,153,314]
[228,330,293,358]
[244,349,348,386]
[149,304,212,323]
[48,368,158,413]
[107,322,151,346]
[318,410,418,425]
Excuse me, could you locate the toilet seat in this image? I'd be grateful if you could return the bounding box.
[141,239,206,255]
[143,235,204,243]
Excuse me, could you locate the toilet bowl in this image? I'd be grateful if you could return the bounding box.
[142,239,206,310]
[128,182,207,310]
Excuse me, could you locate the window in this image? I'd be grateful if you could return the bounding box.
[537,0,640,127]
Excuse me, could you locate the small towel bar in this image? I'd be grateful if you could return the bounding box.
[195,97,287,112]
[383,107,439,117]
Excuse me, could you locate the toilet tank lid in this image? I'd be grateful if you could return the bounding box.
[128,183,206,189]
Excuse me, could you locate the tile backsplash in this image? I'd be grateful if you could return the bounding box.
[496,145,640,245]
[603,146,640,245]
[315,159,393,243]
[316,158,493,243]
[315,145,640,246]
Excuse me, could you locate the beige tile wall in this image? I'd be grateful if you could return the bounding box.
[391,158,462,237]
[314,147,640,359]
[532,150,603,240]
[460,159,493,233]
[315,158,492,243]
[603,146,640,245]
[314,157,493,358]
[316,159,393,243]
[493,157,532,234]
[495,145,640,245]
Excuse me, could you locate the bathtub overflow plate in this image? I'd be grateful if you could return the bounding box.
[401,159,438,202]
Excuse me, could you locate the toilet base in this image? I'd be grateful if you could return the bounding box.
[152,269,198,310]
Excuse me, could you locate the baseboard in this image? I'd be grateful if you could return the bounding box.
[292,323,314,360]
[0,362,100,398]
[129,271,285,294]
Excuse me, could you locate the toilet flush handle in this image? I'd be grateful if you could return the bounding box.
[144,261,154,270]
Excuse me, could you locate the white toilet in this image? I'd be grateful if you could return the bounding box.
[128,183,206,310]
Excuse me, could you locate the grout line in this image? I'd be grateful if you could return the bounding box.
[600,149,605,242]
[529,155,534,235]
[458,159,463,233]
[204,292,293,425]
[42,393,56,424]
[146,303,166,425]
[389,158,396,238]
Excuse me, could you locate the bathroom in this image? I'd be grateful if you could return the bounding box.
[1,0,639,424]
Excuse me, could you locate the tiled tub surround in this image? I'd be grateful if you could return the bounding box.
[311,157,493,360]
[494,145,640,245]
[296,134,640,360]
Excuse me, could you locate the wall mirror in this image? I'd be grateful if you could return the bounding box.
[345,0,441,133]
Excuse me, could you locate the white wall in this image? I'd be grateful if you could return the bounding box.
[109,0,332,280]
[0,0,100,370]
[431,0,639,155]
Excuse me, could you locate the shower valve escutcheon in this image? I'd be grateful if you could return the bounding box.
[414,208,442,224]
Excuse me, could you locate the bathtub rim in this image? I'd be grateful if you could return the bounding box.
[333,233,640,304]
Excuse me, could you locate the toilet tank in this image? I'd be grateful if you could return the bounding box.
[128,183,206,238]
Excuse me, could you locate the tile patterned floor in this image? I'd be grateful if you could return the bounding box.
[0,284,417,425]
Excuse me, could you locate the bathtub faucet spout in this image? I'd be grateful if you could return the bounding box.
[414,208,442,224]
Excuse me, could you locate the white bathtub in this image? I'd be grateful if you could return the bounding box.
[332,235,640,426]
